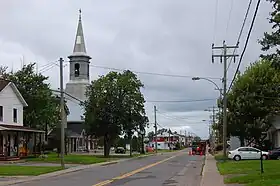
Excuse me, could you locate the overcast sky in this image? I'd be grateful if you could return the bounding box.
[0,0,273,139]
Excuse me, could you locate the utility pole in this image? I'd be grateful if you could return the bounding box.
[59,57,65,169]
[154,105,158,153]
[212,41,238,158]
[168,128,171,150]
[185,130,187,148]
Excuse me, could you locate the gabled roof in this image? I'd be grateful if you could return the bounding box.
[0,79,28,107]
[66,99,84,122]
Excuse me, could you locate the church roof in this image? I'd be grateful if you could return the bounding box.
[71,9,89,57]
[66,97,84,122]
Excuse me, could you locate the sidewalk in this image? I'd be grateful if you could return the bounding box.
[200,154,225,186]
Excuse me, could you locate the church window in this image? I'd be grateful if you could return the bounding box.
[74,63,80,77]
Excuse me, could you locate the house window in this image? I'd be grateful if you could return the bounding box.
[13,108,17,123]
[74,63,80,77]
[0,106,3,121]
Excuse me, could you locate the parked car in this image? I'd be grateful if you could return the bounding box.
[145,146,154,152]
[228,147,269,161]
[115,147,126,154]
[268,147,280,160]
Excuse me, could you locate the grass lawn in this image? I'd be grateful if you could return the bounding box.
[25,153,108,164]
[0,165,62,176]
[217,160,280,186]
[25,153,148,164]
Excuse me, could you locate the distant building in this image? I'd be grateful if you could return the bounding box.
[149,132,185,150]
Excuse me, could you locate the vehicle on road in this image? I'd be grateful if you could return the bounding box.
[145,146,154,152]
[268,147,280,160]
[191,140,206,155]
[115,147,126,154]
[228,147,269,161]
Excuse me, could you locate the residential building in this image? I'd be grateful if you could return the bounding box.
[149,132,182,150]
[0,79,44,160]
[267,115,280,149]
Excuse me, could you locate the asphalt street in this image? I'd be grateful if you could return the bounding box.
[13,150,204,186]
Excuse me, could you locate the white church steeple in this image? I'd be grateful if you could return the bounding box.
[65,9,91,101]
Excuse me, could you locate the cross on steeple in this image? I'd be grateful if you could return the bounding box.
[79,9,82,21]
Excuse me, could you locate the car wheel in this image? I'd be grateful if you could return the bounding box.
[262,155,268,160]
[277,156,280,160]
[234,155,241,161]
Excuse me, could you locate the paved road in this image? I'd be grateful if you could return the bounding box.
[14,150,203,186]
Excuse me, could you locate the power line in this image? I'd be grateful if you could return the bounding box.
[89,64,221,80]
[225,0,234,38]
[228,0,261,91]
[146,98,217,103]
[213,0,219,42]
[226,0,253,71]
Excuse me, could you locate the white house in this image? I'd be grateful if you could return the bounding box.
[267,115,280,149]
[0,79,44,160]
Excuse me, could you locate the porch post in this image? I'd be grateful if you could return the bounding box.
[16,132,19,156]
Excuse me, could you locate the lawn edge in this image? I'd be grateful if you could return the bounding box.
[200,156,206,176]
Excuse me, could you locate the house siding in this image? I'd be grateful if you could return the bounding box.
[0,84,24,126]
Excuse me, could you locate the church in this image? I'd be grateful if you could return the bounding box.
[49,10,94,153]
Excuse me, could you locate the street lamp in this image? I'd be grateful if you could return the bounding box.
[192,77,222,95]
[192,76,225,155]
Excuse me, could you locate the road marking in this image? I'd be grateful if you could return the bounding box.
[92,152,185,186]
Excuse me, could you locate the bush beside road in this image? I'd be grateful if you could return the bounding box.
[216,158,280,186]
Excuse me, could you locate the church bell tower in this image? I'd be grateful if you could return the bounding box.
[65,9,91,101]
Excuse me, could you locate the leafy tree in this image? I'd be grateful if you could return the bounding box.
[193,136,201,142]
[0,66,8,76]
[114,136,126,148]
[137,115,149,154]
[227,60,280,146]
[5,63,60,134]
[131,136,139,152]
[83,70,146,157]
[147,131,154,141]
[260,0,280,69]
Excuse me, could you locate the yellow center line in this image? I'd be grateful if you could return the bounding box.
[92,152,185,186]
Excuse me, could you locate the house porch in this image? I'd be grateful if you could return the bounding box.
[0,124,44,160]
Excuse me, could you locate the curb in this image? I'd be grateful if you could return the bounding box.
[0,153,155,186]
[200,156,206,176]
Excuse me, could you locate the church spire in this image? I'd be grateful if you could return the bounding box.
[72,9,87,55]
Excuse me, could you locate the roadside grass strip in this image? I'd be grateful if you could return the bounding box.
[24,153,151,164]
[25,153,107,164]
[0,165,63,176]
[217,160,280,186]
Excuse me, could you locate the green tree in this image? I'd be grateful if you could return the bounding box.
[260,0,280,69]
[137,115,149,154]
[147,131,154,141]
[227,60,280,146]
[131,136,139,152]
[114,136,126,148]
[83,70,146,157]
[0,66,8,76]
[5,63,60,133]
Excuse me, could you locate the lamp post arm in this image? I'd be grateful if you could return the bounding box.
[199,77,221,93]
